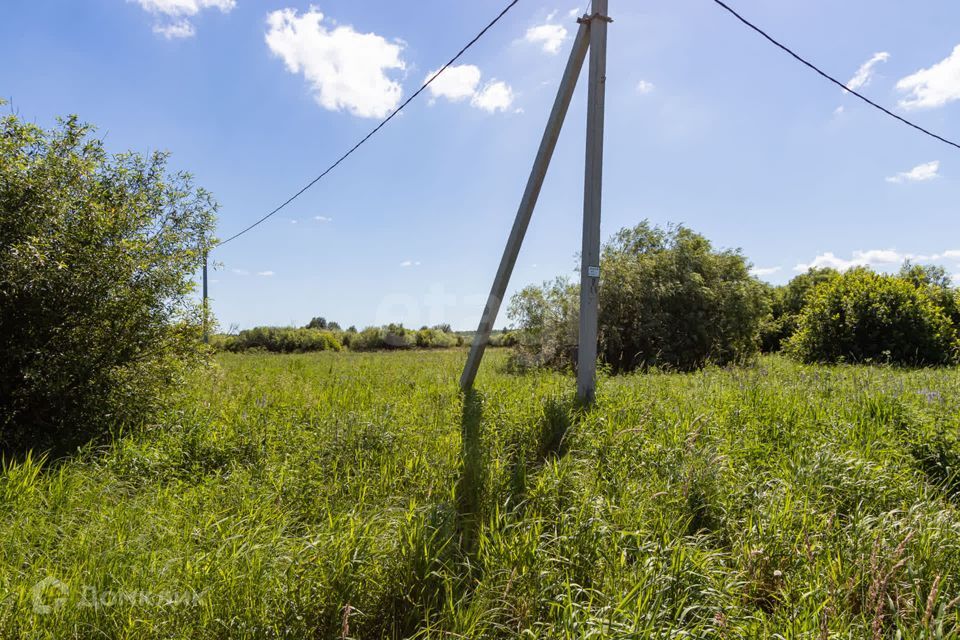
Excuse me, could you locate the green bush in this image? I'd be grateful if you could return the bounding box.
[226,327,342,353]
[599,222,768,372]
[0,111,216,453]
[761,268,840,352]
[788,269,958,365]
[507,278,579,370]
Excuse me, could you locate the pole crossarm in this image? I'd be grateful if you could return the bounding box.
[459,19,592,393]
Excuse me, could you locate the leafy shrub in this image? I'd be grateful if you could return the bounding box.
[760,268,840,352]
[0,111,215,453]
[507,278,579,370]
[508,223,768,373]
[788,269,958,365]
[348,325,461,351]
[226,327,342,353]
[599,222,769,372]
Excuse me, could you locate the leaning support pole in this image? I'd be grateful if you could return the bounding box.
[576,0,610,404]
[460,20,591,392]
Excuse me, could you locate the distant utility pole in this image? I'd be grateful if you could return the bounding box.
[460,1,610,403]
[202,250,209,344]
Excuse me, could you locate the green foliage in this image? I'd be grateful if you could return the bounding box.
[348,324,462,351]
[788,268,958,365]
[0,111,216,453]
[305,316,329,330]
[225,327,342,353]
[507,277,580,370]
[6,351,960,637]
[599,221,769,371]
[509,223,769,373]
[761,267,840,352]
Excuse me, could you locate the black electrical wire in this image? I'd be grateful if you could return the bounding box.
[218,0,523,247]
[710,0,960,152]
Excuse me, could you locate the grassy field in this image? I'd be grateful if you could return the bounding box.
[3,350,960,638]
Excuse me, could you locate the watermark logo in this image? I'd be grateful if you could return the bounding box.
[31,577,69,615]
[30,577,201,615]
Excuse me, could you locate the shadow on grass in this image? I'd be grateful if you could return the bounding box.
[456,389,485,555]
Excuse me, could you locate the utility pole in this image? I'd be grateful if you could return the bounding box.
[202,250,209,344]
[460,3,610,401]
[460,19,591,392]
[577,0,610,404]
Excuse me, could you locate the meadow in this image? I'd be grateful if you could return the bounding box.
[3,350,960,638]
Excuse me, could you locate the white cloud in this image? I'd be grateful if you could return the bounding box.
[400,260,421,268]
[833,105,845,116]
[427,65,515,114]
[751,266,782,277]
[134,0,234,15]
[885,160,940,184]
[896,45,960,110]
[525,22,568,55]
[153,20,195,39]
[846,52,889,91]
[257,271,275,277]
[568,8,581,19]
[232,268,249,276]
[314,215,333,222]
[636,80,655,95]
[472,81,514,113]
[426,64,481,102]
[265,8,405,119]
[794,247,960,272]
[132,0,234,38]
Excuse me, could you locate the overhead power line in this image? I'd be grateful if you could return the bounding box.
[218,0,522,247]
[709,0,960,152]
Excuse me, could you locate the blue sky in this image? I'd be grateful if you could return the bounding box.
[4,0,960,330]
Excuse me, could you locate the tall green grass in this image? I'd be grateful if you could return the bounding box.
[2,352,960,638]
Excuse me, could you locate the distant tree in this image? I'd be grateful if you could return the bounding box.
[306,317,328,330]
[0,111,216,453]
[509,222,768,373]
[598,222,768,371]
[761,268,840,352]
[327,321,342,331]
[432,323,453,334]
[788,269,957,365]
[507,278,579,370]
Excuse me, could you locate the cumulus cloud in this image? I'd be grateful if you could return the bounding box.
[525,21,568,55]
[896,45,960,110]
[846,51,889,91]
[472,81,515,113]
[794,248,960,273]
[425,64,514,114]
[132,0,234,38]
[426,64,481,102]
[636,80,655,95]
[265,8,405,119]
[750,266,782,277]
[885,160,940,184]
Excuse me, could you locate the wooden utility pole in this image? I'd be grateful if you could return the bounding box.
[460,3,610,401]
[202,250,209,344]
[460,20,591,392]
[577,0,610,404]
